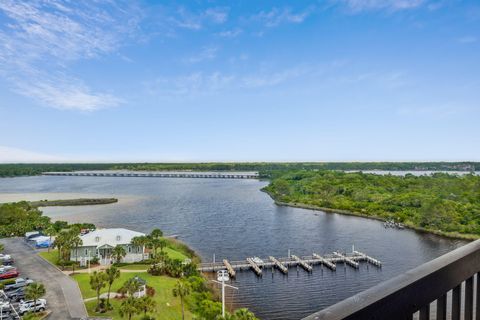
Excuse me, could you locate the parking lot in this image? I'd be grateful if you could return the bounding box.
[0,238,87,319]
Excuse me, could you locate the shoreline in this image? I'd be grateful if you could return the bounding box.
[29,198,118,207]
[261,188,479,241]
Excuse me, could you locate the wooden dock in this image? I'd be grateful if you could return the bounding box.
[333,252,359,269]
[223,259,236,277]
[291,254,313,272]
[312,253,337,270]
[269,256,288,274]
[353,250,382,267]
[198,250,381,276]
[246,257,263,276]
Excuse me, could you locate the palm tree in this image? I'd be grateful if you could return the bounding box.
[53,231,68,263]
[105,266,120,308]
[137,295,156,316]
[70,234,83,274]
[90,271,108,311]
[119,296,140,320]
[131,235,148,258]
[150,228,163,239]
[25,282,46,312]
[233,308,258,320]
[112,245,127,264]
[44,225,56,253]
[158,238,167,253]
[172,280,190,320]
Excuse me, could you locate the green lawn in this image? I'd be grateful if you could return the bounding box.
[163,247,188,261]
[38,249,58,266]
[74,272,193,320]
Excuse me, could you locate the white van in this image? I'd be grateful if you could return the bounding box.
[18,299,47,315]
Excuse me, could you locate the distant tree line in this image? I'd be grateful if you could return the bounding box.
[264,170,480,237]
[1,162,478,177]
[0,201,94,237]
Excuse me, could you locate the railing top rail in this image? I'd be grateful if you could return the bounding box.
[303,239,480,320]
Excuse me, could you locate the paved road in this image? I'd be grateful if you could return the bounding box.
[0,238,87,320]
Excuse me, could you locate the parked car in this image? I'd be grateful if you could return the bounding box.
[18,299,47,315]
[0,256,13,266]
[0,301,13,316]
[0,269,19,280]
[0,266,14,274]
[5,288,25,302]
[3,279,33,292]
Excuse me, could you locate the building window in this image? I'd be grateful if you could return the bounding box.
[95,236,100,242]
[85,249,88,255]
[128,246,131,253]
[116,235,121,241]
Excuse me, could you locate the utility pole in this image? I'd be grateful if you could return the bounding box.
[211,270,238,317]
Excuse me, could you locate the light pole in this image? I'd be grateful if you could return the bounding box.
[211,270,238,317]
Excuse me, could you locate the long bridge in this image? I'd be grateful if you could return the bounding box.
[198,250,381,277]
[42,171,259,179]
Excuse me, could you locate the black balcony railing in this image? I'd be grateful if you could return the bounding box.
[303,239,480,320]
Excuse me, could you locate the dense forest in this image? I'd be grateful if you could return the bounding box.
[0,201,95,237]
[0,162,478,177]
[264,171,480,238]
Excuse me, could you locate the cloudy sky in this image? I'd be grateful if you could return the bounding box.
[0,0,479,162]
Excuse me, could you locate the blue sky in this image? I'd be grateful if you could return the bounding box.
[0,0,479,162]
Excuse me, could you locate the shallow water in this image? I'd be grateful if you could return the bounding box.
[0,175,468,319]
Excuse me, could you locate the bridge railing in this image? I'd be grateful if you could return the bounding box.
[303,239,480,320]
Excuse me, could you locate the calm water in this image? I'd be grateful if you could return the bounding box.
[0,175,468,319]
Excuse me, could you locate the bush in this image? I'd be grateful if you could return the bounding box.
[146,285,155,297]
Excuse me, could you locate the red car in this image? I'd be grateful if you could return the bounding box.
[0,269,19,280]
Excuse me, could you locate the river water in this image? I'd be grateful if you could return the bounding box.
[0,175,469,319]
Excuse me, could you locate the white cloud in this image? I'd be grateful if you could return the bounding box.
[335,0,426,12]
[204,8,229,24]
[0,146,66,163]
[217,28,243,38]
[458,36,478,44]
[241,67,309,88]
[145,65,312,98]
[0,0,141,111]
[183,47,218,64]
[172,6,228,30]
[146,72,235,97]
[253,7,312,27]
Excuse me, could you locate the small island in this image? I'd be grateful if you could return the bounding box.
[29,198,118,207]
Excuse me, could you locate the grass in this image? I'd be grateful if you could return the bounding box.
[38,249,58,266]
[74,272,193,320]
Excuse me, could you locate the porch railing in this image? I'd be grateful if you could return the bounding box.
[303,239,480,320]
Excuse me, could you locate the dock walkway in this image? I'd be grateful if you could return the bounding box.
[199,250,381,276]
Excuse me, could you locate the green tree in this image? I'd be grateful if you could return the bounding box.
[25,282,46,313]
[119,296,140,320]
[70,233,83,274]
[138,295,156,316]
[44,225,57,253]
[123,277,142,296]
[90,271,108,311]
[150,228,163,239]
[112,245,127,264]
[0,243,4,252]
[105,266,120,308]
[172,280,191,320]
[197,299,222,319]
[233,308,258,320]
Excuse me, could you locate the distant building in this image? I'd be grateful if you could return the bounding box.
[70,228,148,265]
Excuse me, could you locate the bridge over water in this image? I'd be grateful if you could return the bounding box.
[42,171,259,179]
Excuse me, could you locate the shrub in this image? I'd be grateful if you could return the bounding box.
[146,285,155,297]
